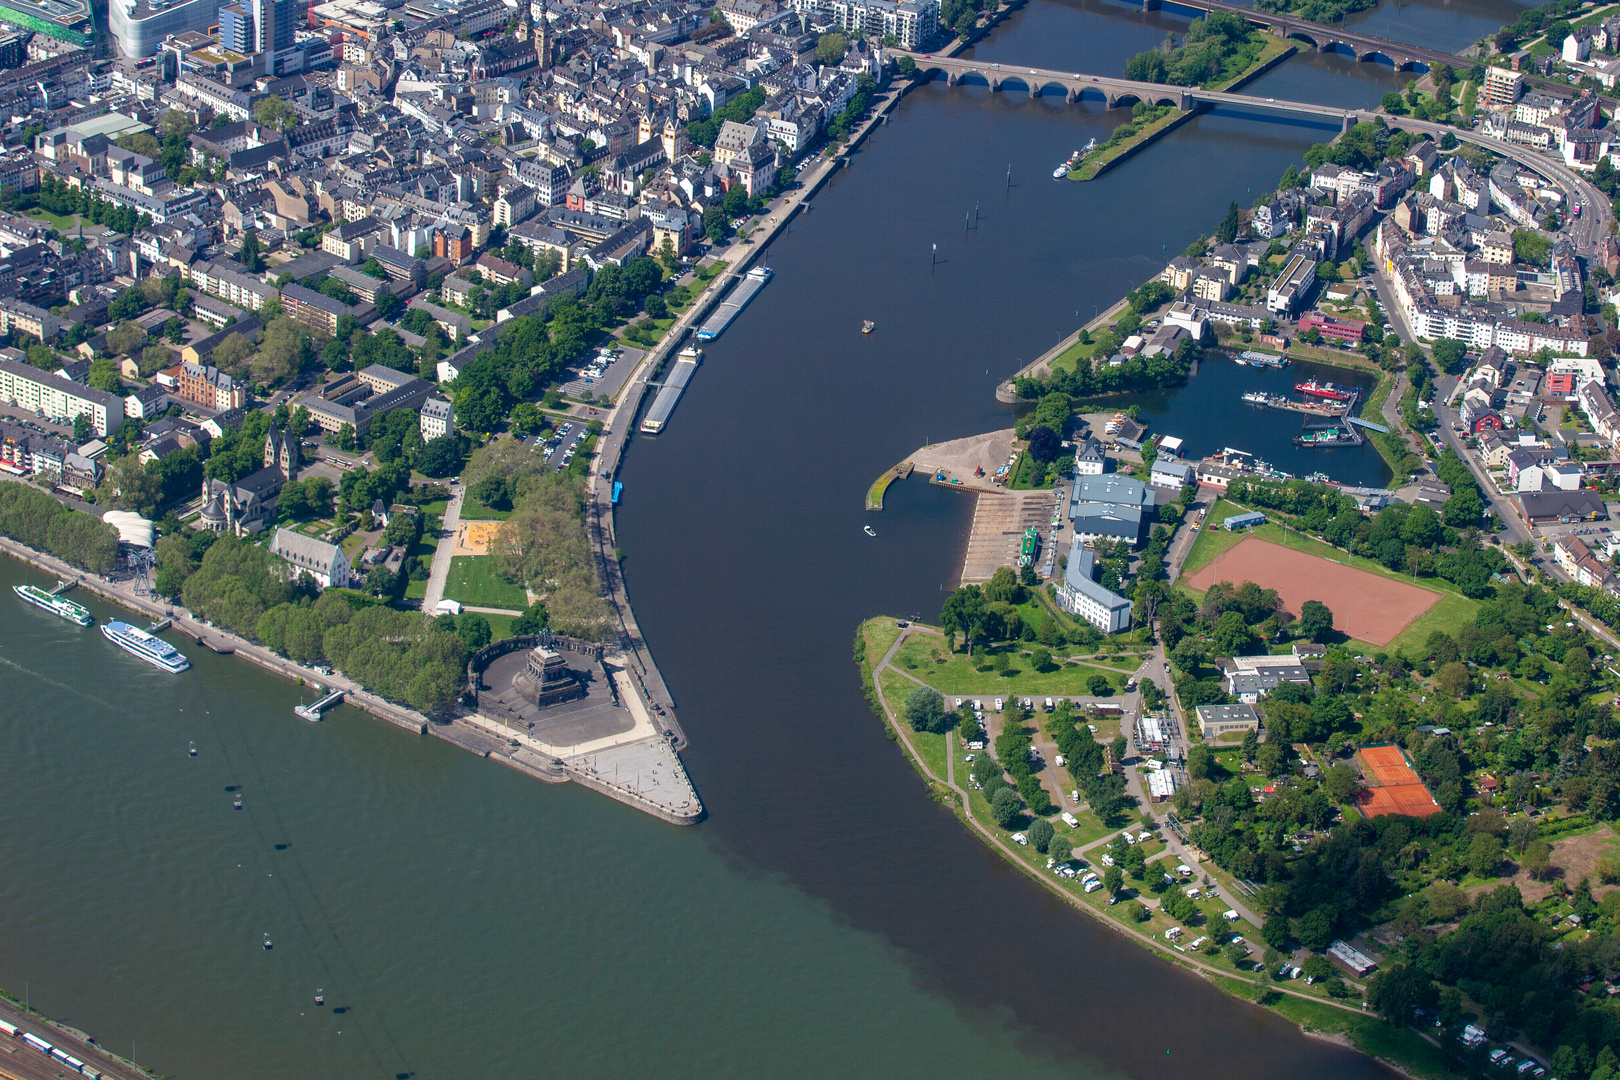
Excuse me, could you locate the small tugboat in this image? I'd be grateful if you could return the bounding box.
[862,320,875,334]
[263,933,272,950]
[864,525,877,537]
[188,741,197,757]
[314,989,325,1007]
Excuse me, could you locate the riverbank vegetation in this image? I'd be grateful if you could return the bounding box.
[1070,103,1183,182]
[1253,0,1377,23]
[1013,280,1198,400]
[892,551,1619,1079]
[1491,0,1585,53]
[0,483,119,573]
[20,409,609,716]
[1123,13,1276,88]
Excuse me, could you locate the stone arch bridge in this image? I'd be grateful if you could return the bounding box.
[915,56,1359,128]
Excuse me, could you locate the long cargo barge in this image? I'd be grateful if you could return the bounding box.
[640,347,704,434]
[1239,391,1348,417]
[695,266,772,342]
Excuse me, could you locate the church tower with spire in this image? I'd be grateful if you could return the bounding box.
[535,1,551,68]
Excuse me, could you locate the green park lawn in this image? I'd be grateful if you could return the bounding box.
[862,617,904,670]
[459,497,513,521]
[483,612,518,642]
[442,556,529,610]
[1049,335,1107,375]
[880,668,950,777]
[26,207,78,230]
[1178,498,1481,655]
[891,634,1126,696]
[1060,807,1114,850]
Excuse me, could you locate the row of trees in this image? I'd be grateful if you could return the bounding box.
[1224,470,1498,588]
[463,440,612,641]
[0,483,119,573]
[149,529,467,712]
[25,174,152,236]
[446,254,656,432]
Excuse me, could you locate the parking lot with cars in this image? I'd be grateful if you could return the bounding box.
[530,421,591,472]
[557,346,638,402]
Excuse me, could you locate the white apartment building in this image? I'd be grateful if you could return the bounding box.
[788,0,939,48]
[0,358,123,437]
[420,397,454,440]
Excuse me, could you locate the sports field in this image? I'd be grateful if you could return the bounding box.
[1181,536,1442,647]
[1355,745,1441,817]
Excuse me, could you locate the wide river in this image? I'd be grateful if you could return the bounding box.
[1,4,1514,1078]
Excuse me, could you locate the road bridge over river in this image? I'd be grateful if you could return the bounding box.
[913,55,1356,124]
[911,54,1614,246]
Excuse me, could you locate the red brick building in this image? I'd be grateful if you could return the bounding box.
[435,225,473,264]
[1298,310,1368,344]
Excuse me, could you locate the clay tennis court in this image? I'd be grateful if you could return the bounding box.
[1355,745,1441,817]
[1182,537,1442,647]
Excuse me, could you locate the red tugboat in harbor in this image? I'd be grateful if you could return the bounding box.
[1294,379,1356,401]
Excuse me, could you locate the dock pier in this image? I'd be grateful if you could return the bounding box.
[295,690,345,722]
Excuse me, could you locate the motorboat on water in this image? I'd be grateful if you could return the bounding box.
[263,933,272,950]
[188,741,197,757]
[864,525,877,537]
[862,320,875,334]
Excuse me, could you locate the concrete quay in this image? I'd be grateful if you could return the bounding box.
[0,527,699,823]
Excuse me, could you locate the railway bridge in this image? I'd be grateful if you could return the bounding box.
[1137,0,1460,70]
